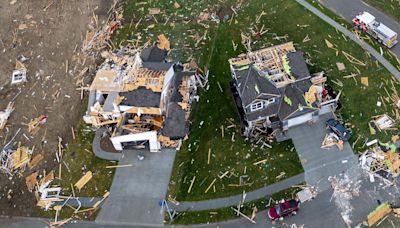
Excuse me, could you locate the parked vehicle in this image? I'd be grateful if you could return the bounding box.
[267,199,300,221]
[352,11,398,48]
[326,118,352,141]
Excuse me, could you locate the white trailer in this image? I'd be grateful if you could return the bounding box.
[352,11,398,48]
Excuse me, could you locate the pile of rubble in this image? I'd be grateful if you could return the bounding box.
[321,132,344,150]
[360,142,400,184]
[0,102,14,130]
[329,173,362,227]
[0,145,32,176]
[82,0,123,56]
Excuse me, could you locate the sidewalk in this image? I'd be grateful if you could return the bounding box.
[169,173,304,211]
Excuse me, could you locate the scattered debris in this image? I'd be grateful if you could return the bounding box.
[321,133,344,150]
[360,146,400,178]
[296,186,317,203]
[0,145,32,175]
[27,115,48,135]
[325,39,334,48]
[367,202,392,226]
[74,171,93,191]
[342,51,366,66]
[361,77,369,86]
[336,62,345,71]
[0,102,14,130]
[329,174,362,227]
[11,60,27,84]
[372,114,395,131]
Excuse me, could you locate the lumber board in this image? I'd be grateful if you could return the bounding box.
[74,171,93,191]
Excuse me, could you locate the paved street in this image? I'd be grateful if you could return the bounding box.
[318,0,400,57]
[95,149,176,227]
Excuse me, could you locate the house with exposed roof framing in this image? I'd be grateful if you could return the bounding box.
[229,42,340,138]
[84,35,199,152]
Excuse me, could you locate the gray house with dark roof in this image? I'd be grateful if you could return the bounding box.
[229,42,339,138]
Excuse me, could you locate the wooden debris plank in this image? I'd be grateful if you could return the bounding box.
[232,207,256,224]
[188,176,196,193]
[75,207,95,214]
[205,178,217,193]
[93,191,110,208]
[28,153,44,169]
[25,172,38,192]
[207,148,211,165]
[74,171,93,191]
[253,159,268,165]
[342,51,366,66]
[219,171,229,179]
[105,164,133,168]
[367,202,392,226]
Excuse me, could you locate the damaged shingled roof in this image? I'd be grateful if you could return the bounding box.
[232,49,315,121]
[162,102,188,139]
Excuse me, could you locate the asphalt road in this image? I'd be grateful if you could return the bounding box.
[319,0,400,57]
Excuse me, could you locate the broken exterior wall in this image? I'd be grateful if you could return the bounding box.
[85,41,199,152]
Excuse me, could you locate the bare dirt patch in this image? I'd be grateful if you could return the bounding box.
[0,0,110,217]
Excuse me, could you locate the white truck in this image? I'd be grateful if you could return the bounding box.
[352,11,398,48]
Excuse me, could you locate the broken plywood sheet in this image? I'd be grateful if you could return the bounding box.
[367,202,392,226]
[89,70,121,92]
[157,34,170,51]
[336,62,345,71]
[148,8,160,15]
[74,171,93,191]
[28,153,44,169]
[26,172,38,192]
[361,77,369,86]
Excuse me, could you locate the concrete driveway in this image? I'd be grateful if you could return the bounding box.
[289,114,359,192]
[318,0,400,57]
[95,148,176,227]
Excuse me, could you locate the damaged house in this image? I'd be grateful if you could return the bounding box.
[84,36,198,152]
[229,42,340,138]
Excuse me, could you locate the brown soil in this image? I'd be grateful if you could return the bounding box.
[100,135,118,153]
[0,0,110,217]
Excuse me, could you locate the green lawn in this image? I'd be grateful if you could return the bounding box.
[117,0,400,202]
[169,185,302,225]
[365,0,400,21]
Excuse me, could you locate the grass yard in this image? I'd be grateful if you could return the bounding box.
[117,0,400,202]
[169,185,302,225]
[365,0,400,21]
[37,103,115,219]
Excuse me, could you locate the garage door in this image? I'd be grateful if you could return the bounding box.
[287,113,313,128]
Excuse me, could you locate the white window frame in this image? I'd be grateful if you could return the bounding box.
[267,98,275,104]
[250,102,263,112]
